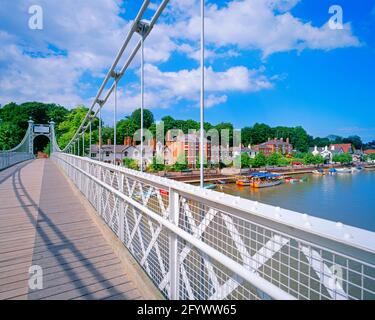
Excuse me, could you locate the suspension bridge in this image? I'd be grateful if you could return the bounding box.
[1,0,375,300]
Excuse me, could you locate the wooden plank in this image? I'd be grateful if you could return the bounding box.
[0,159,146,300]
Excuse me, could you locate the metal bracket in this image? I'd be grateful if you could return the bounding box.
[97,99,105,107]
[135,20,151,36]
[110,70,122,80]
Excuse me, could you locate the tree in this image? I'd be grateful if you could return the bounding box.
[129,108,154,129]
[267,152,282,166]
[249,123,274,145]
[57,106,90,149]
[241,126,252,147]
[343,135,362,150]
[235,152,251,168]
[0,123,22,150]
[117,118,138,144]
[303,153,316,165]
[332,153,352,164]
[290,126,309,152]
[252,152,267,168]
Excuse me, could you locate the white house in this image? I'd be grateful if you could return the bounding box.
[90,144,154,166]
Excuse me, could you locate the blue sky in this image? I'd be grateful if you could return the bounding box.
[0,0,374,141]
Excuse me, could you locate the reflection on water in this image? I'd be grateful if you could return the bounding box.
[218,171,375,231]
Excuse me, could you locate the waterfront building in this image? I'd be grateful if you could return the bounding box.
[253,138,293,156]
[165,131,211,168]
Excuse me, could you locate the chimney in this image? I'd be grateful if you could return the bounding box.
[107,139,112,145]
[124,136,132,146]
[286,138,289,144]
[331,145,335,151]
[280,137,283,142]
[268,137,271,141]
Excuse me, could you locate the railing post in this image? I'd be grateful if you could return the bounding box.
[119,172,125,242]
[168,188,180,300]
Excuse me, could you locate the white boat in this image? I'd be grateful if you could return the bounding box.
[336,168,352,174]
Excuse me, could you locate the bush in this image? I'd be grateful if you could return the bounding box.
[332,153,352,164]
[148,156,165,172]
[252,152,267,168]
[123,157,139,170]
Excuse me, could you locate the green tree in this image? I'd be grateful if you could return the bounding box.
[57,106,91,149]
[129,108,154,129]
[0,123,22,150]
[249,123,274,145]
[303,153,316,164]
[266,152,282,166]
[252,152,267,168]
[343,135,362,150]
[332,153,352,164]
[290,126,309,152]
[117,118,138,144]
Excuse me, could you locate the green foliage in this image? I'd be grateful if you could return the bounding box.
[0,102,69,150]
[43,143,51,156]
[303,153,324,165]
[123,157,139,170]
[117,118,138,144]
[342,135,362,150]
[240,152,251,168]
[332,153,352,164]
[172,153,188,171]
[0,122,22,150]
[129,108,154,129]
[57,106,91,149]
[266,152,282,166]
[148,156,165,172]
[252,152,267,168]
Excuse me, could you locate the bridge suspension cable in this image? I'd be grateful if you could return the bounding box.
[0,119,34,170]
[53,0,167,154]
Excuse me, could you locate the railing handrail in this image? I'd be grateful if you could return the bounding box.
[53,152,375,300]
[57,153,375,259]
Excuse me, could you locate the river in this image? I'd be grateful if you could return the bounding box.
[218,170,375,232]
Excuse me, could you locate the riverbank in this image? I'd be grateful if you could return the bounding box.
[161,162,375,183]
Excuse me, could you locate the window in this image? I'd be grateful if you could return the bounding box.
[124,151,128,157]
[91,153,97,158]
[105,152,110,157]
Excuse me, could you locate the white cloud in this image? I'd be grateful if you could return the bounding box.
[111,63,273,112]
[0,0,362,111]
[172,0,360,57]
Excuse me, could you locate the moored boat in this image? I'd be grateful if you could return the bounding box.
[203,183,217,190]
[312,169,325,175]
[249,172,283,188]
[236,179,251,186]
[336,168,352,174]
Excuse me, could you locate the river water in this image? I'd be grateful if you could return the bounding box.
[219,170,375,232]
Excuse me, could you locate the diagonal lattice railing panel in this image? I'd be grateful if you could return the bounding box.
[52,153,375,300]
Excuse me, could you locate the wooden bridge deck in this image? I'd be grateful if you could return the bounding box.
[0,159,145,300]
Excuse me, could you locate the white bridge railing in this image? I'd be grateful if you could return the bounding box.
[52,152,375,300]
[0,152,34,170]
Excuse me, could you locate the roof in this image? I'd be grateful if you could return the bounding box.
[249,172,281,178]
[330,143,352,153]
[364,149,375,154]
